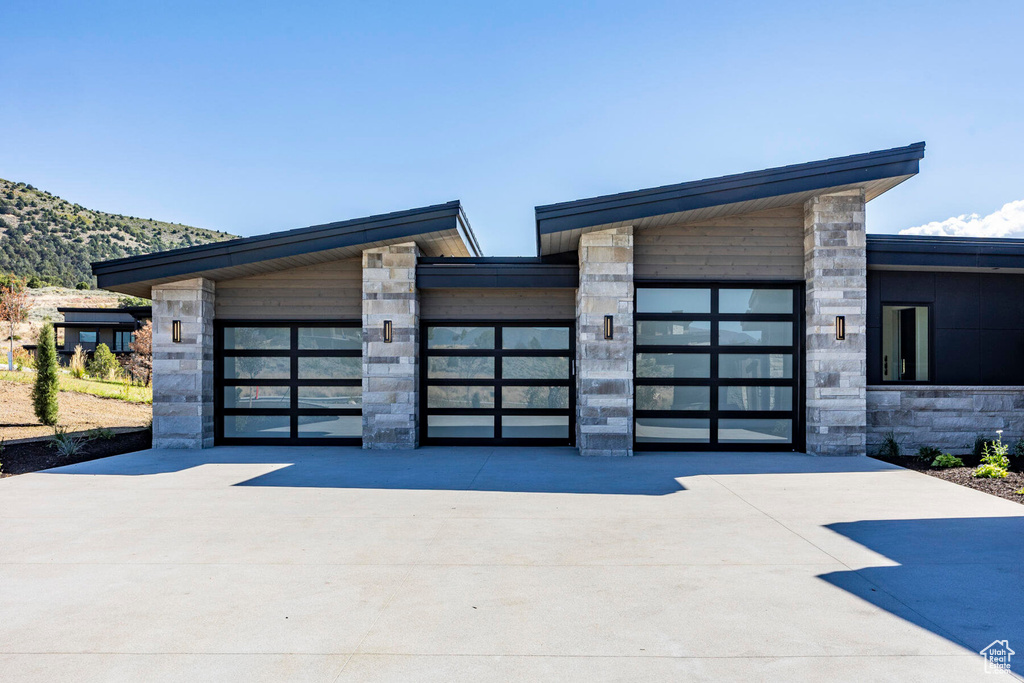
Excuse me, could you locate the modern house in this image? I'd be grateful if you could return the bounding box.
[54,306,151,361]
[91,142,1024,456]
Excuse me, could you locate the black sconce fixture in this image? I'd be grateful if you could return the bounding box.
[383,320,393,343]
[604,315,614,340]
[835,315,846,341]
[172,320,182,343]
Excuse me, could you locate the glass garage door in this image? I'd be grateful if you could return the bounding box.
[215,322,362,445]
[422,322,575,446]
[634,284,802,451]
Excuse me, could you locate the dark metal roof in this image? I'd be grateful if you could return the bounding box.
[58,306,151,315]
[534,142,926,246]
[417,257,578,289]
[92,201,481,294]
[867,234,1024,269]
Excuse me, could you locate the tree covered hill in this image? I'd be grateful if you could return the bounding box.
[0,177,237,288]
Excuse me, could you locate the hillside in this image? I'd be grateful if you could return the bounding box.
[0,178,237,288]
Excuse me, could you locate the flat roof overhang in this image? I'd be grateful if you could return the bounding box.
[867,234,1024,272]
[535,142,926,255]
[417,257,578,289]
[93,201,482,297]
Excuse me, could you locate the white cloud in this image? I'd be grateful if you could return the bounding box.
[899,200,1024,239]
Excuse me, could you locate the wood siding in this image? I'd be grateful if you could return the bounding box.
[634,206,804,280]
[215,258,362,320]
[420,288,576,320]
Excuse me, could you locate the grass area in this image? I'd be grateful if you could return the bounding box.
[0,370,152,404]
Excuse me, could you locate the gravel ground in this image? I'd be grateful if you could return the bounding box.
[0,380,151,443]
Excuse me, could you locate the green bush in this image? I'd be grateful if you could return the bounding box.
[980,437,1010,470]
[75,281,89,290]
[931,454,964,468]
[973,463,1009,479]
[32,323,59,425]
[917,445,942,460]
[86,343,118,379]
[877,431,901,459]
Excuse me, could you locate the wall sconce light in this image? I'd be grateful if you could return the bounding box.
[604,315,614,340]
[835,315,846,341]
[383,320,393,343]
[172,320,182,343]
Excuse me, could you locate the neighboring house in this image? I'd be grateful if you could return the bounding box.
[90,142,1024,455]
[54,306,151,362]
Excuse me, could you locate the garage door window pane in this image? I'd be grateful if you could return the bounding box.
[427,386,495,409]
[502,356,569,380]
[224,386,290,409]
[297,386,361,408]
[635,418,710,443]
[636,288,711,313]
[298,327,360,350]
[297,415,361,438]
[427,326,495,349]
[427,356,495,379]
[718,289,793,314]
[719,321,792,346]
[719,419,792,443]
[636,386,710,411]
[298,357,360,380]
[636,353,710,378]
[223,356,291,380]
[718,354,792,379]
[223,415,290,438]
[637,320,711,346]
[719,386,793,411]
[427,415,493,438]
[501,386,569,409]
[223,327,291,350]
[502,327,570,350]
[502,416,569,438]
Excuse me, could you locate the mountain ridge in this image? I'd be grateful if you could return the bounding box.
[0,177,238,288]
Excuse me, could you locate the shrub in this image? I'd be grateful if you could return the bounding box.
[877,431,901,459]
[917,445,942,461]
[75,281,89,290]
[973,463,1009,479]
[931,454,964,468]
[69,344,86,378]
[32,323,59,426]
[86,343,118,379]
[972,435,993,461]
[49,426,86,458]
[12,345,31,370]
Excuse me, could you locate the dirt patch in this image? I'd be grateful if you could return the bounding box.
[1,429,151,477]
[871,455,1024,505]
[0,380,151,442]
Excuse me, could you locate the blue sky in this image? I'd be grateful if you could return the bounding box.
[3,1,1022,254]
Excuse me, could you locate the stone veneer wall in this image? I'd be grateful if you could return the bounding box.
[867,386,1024,454]
[362,243,419,449]
[804,190,867,456]
[151,277,215,449]
[576,226,634,456]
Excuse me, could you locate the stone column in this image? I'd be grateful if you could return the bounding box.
[576,226,634,456]
[362,243,420,449]
[151,277,215,449]
[804,190,867,456]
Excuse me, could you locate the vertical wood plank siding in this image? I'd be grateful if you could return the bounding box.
[214,258,362,319]
[634,206,804,280]
[420,288,576,320]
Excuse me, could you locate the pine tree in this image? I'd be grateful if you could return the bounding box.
[32,323,59,426]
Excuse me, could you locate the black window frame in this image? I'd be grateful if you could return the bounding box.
[214,320,362,446]
[420,319,576,447]
[878,301,934,385]
[633,280,805,452]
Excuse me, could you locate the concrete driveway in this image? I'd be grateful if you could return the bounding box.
[2,447,1022,681]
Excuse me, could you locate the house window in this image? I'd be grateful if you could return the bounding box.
[79,331,98,345]
[114,330,134,352]
[881,305,929,382]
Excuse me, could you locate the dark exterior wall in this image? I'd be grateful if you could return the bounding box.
[420,288,576,320]
[867,270,1024,385]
